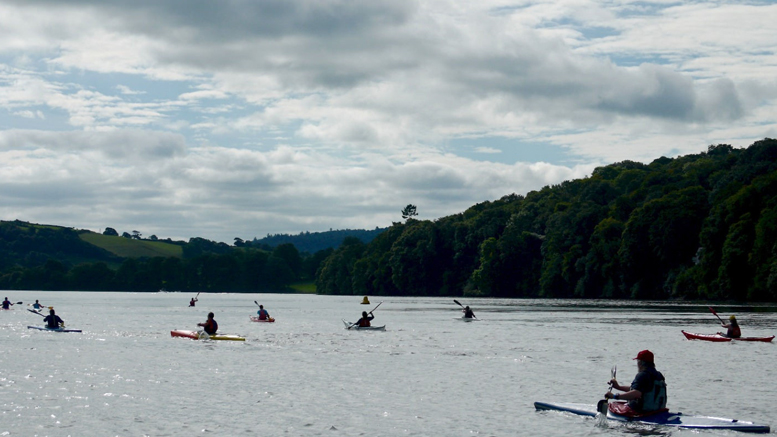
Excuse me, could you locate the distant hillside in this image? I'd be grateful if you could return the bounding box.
[0,220,121,269]
[79,231,184,258]
[253,228,387,253]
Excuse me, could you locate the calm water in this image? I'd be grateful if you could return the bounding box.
[1,292,775,436]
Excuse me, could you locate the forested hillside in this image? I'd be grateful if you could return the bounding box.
[0,222,328,292]
[316,139,777,301]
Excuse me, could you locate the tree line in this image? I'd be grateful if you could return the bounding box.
[0,234,332,292]
[316,139,777,301]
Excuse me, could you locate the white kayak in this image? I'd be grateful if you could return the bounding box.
[535,401,770,433]
[342,320,386,331]
[455,316,479,322]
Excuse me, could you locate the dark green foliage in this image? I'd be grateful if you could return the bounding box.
[316,138,777,301]
[0,221,333,292]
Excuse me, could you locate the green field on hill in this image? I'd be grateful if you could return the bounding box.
[79,232,183,258]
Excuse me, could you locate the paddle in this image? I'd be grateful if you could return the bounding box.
[708,306,725,324]
[16,301,22,305]
[454,299,477,319]
[348,301,382,329]
[597,366,617,415]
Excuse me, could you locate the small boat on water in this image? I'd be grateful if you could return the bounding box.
[249,316,275,323]
[170,330,245,341]
[535,401,770,433]
[27,325,82,333]
[454,316,479,322]
[681,330,774,342]
[342,320,385,331]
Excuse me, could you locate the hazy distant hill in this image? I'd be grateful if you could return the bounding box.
[253,228,387,253]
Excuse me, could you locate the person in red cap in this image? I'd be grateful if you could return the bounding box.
[604,350,667,414]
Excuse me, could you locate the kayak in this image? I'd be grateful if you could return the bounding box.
[342,320,386,331]
[249,316,275,323]
[170,330,245,341]
[535,401,770,433]
[28,325,82,333]
[682,330,774,343]
[455,316,479,322]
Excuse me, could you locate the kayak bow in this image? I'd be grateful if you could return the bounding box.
[535,401,770,433]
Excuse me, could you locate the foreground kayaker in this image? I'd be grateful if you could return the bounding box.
[720,315,741,338]
[43,309,65,329]
[355,311,375,328]
[604,350,667,415]
[256,304,271,320]
[462,305,476,319]
[2,297,13,309]
[197,312,218,335]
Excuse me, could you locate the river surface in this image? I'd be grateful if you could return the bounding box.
[1,292,775,436]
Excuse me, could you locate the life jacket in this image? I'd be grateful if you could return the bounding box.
[358,317,371,327]
[258,309,268,320]
[204,319,218,334]
[727,325,741,338]
[640,371,668,412]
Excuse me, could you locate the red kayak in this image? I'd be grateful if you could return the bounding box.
[682,330,774,342]
[249,316,275,323]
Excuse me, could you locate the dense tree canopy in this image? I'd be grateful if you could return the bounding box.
[316,139,777,301]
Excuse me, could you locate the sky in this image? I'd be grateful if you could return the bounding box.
[1,0,775,244]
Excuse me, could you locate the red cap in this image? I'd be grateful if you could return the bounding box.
[633,350,654,362]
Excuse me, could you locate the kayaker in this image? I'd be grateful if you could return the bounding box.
[356,311,374,328]
[189,297,198,307]
[31,300,45,310]
[43,309,64,329]
[2,297,13,309]
[604,350,667,414]
[256,305,271,320]
[720,315,741,339]
[197,312,218,335]
[462,305,476,319]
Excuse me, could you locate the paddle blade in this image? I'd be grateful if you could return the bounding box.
[708,306,718,316]
[597,399,608,415]
[454,299,463,307]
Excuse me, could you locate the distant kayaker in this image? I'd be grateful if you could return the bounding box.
[720,315,741,339]
[604,350,667,414]
[2,297,13,309]
[43,309,64,329]
[356,311,374,328]
[462,305,476,319]
[32,300,45,310]
[189,297,198,307]
[256,305,271,321]
[198,312,218,335]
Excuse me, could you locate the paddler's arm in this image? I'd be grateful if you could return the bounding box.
[605,388,641,401]
[607,379,631,392]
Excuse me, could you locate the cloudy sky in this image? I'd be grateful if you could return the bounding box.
[1,0,775,244]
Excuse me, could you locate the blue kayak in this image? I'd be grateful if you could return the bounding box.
[27,325,82,333]
[535,401,770,433]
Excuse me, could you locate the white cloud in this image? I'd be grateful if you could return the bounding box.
[0,0,774,241]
